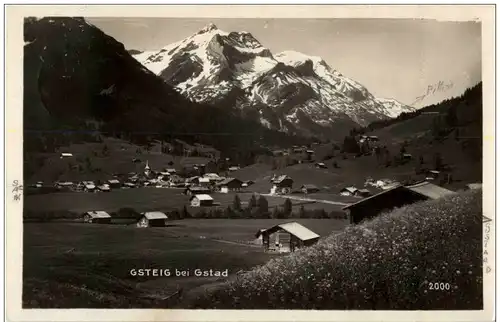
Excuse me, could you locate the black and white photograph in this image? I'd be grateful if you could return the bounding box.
[6,4,494,319]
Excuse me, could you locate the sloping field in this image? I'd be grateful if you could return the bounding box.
[23,218,346,308]
[187,189,483,310]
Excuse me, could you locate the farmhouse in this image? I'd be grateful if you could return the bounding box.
[204,173,224,183]
[83,211,111,224]
[216,178,243,193]
[198,177,211,186]
[271,175,294,194]
[342,181,455,225]
[136,212,169,228]
[97,184,111,192]
[340,186,358,196]
[107,179,121,188]
[315,162,327,169]
[301,184,320,194]
[190,194,214,207]
[55,181,74,190]
[255,222,320,253]
[184,186,211,195]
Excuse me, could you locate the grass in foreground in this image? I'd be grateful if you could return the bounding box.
[186,189,483,310]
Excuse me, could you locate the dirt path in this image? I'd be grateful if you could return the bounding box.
[210,238,261,248]
[261,193,350,206]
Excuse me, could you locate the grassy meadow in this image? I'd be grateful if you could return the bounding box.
[23,219,347,308]
[187,189,483,310]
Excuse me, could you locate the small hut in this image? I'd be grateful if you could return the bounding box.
[136,212,168,228]
[255,222,320,253]
[190,194,214,207]
[83,211,111,224]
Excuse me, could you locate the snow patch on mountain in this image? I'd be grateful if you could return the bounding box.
[133,24,415,137]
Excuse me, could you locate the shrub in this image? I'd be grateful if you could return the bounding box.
[187,189,483,310]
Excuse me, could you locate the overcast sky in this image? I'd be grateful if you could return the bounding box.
[87,17,482,107]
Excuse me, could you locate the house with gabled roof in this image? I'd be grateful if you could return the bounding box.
[136,212,168,228]
[342,181,455,225]
[255,222,320,253]
[83,211,111,224]
[190,194,214,207]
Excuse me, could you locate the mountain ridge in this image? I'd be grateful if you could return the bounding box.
[133,23,415,137]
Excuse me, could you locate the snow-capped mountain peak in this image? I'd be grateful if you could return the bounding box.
[198,22,219,34]
[133,28,415,138]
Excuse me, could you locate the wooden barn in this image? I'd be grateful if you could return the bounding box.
[255,222,320,253]
[215,178,243,193]
[343,181,455,225]
[83,211,111,224]
[301,184,320,194]
[190,194,214,207]
[136,212,168,228]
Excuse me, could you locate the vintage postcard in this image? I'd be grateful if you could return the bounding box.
[5,4,495,322]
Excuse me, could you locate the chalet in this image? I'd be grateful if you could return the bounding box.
[204,173,223,183]
[315,162,327,169]
[136,212,168,228]
[216,178,243,193]
[97,184,111,192]
[123,182,136,189]
[55,181,74,190]
[255,222,320,253]
[81,181,96,192]
[60,152,73,158]
[83,211,111,224]
[185,186,211,196]
[271,175,294,194]
[198,177,211,186]
[305,150,315,155]
[301,184,320,194]
[342,181,455,225]
[107,179,121,188]
[340,186,358,196]
[166,168,177,174]
[190,194,214,207]
[228,166,240,172]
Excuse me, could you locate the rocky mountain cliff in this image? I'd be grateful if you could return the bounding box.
[23,17,308,156]
[134,23,415,137]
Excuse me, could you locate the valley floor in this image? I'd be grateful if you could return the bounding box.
[23,219,347,308]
